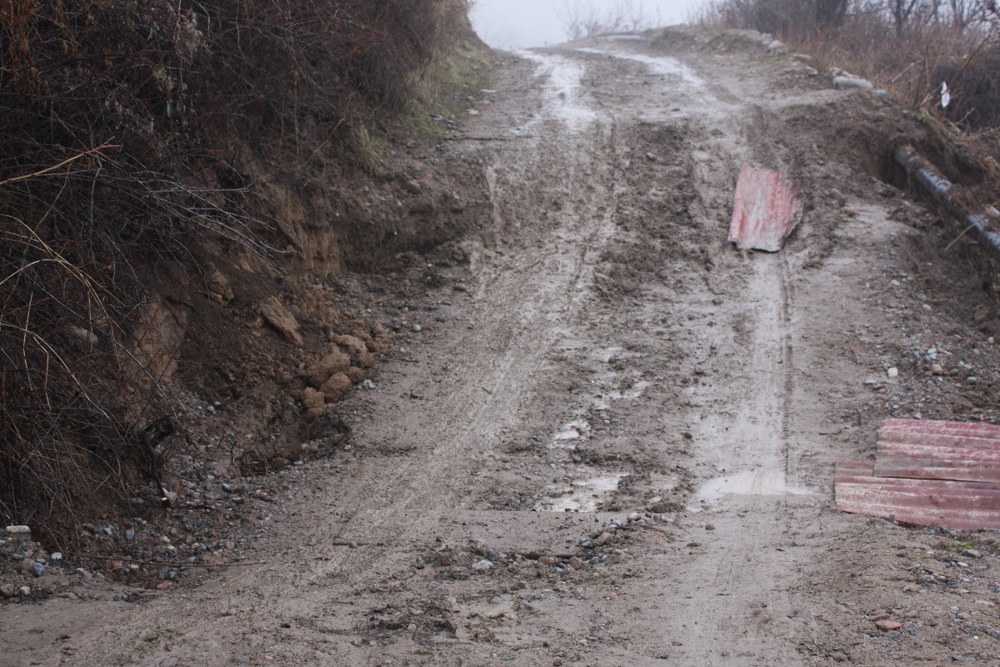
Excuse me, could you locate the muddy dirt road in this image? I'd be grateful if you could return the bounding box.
[5,29,1000,667]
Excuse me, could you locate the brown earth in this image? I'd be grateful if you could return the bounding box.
[4,26,1000,666]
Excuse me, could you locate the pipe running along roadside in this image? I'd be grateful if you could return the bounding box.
[894,144,1000,262]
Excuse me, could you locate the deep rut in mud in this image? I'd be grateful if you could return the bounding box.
[7,30,1000,667]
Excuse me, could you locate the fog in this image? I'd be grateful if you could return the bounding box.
[470,0,710,49]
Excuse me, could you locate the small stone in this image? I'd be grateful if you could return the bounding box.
[18,585,30,596]
[257,296,303,346]
[309,349,351,387]
[411,324,423,333]
[887,367,899,378]
[538,556,560,566]
[31,562,46,578]
[471,559,492,571]
[407,623,417,632]
[155,582,174,591]
[569,557,585,569]
[627,512,642,522]
[51,552,62,561]
[645,152,657,161]
[875,619,903,632]
[963,549,982,559]
[931,364,945,376]
[402,180,422,194]
[0,584,15,598]
[593,532,613,547]
[361,379,377,391]
[903,583,921,593]
[834,75,874,90]
[705,524,716,531]
[320,372,353,402]
[5,525,30,534]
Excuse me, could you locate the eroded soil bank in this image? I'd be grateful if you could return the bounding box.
[4,28,1000,667]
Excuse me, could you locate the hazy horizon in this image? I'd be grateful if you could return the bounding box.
[470,0,710,49]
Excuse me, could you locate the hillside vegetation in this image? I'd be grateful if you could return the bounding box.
[705,0,1000,134]
[0,0,487,547]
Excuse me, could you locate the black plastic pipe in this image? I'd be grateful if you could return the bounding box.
[894,144,1000,262]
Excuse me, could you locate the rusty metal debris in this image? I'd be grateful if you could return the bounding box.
[836,419,1000,530]
[727,165,801,252]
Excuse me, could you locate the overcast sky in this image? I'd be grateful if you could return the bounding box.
[470,0,710,49]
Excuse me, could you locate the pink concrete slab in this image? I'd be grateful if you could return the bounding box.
[727,165,801,252]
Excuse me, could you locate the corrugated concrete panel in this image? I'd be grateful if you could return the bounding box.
[835,419,1000,530]
[836,461,1000,530]
[727,165,801,252]
[875,418,1000,484]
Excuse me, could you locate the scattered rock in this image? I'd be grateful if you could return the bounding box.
[320,373,353,402]
[834,75,873,90]
[593,532,613,547]
[471,559,492,571]
[206,269,234,303]
[301,387,327,419]
[333,334,376,368]
[875,619,903,632]
[309,349,351,387]
[257,296,303,346]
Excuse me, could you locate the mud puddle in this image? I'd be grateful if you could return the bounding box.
[535,470,629,512]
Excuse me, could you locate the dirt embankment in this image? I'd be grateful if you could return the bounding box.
[4,25,1000,667]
